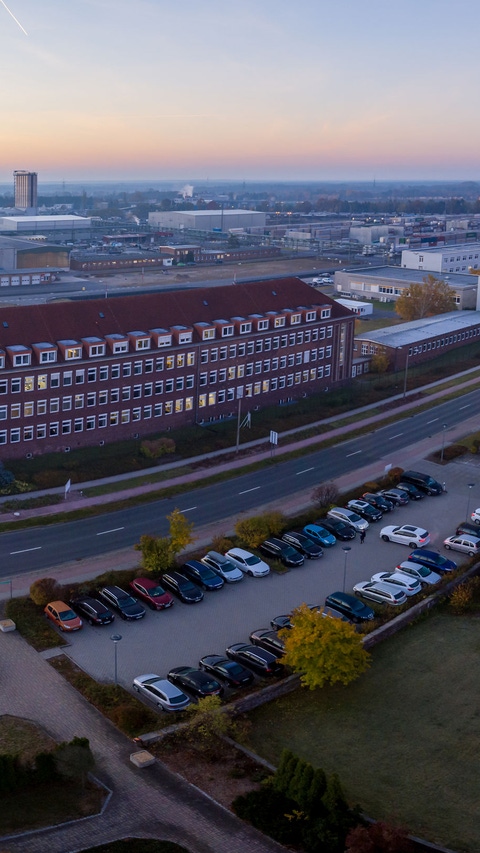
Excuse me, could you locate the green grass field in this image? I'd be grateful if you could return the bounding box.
[247,611,480,853]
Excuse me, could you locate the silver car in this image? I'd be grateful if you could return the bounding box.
[395,561,441,586]
[201,551,244,583]
[327,507,369,532]
[132,674,191,711]
[353,581,407,606]
[371,571,422,596]
[443,535,480,557]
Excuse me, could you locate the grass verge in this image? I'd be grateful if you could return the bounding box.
[246,610,480,853]
[0,779,104,835]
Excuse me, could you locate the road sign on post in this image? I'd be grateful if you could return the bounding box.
[270,431,278,445]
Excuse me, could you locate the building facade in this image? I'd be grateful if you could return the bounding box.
[0,278,354,459]
[334,265,478,309]
[13,171,37,211]
[401,243,480,274]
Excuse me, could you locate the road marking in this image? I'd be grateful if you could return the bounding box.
[296,467,314,475]
[460,404,471,410]
[239,486,261,495]
[346,450,362,457]
[180,506,197,513]
[96,527,125,536]
[427,418,439,424]
[389,433,403,440]
[10,546,41,555]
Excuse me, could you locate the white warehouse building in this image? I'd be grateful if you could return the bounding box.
[401,242,480,274]
[149,209,266,232]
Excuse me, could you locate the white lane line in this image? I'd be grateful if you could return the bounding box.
[346,450,362,457]
[96,527,125,536]
[296,467,314,475]
[427,418,439,424]
[389,433,403,440]
[180,506,197,513]
[10,546,42,555]
[460,404,471,410]
[239,486,261,495]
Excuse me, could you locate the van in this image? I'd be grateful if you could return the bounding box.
[400,470,443,496]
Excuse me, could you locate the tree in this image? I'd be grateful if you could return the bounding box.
[234,511,285,548]
[311,482,339,509]
[183,695,230,756]
[30,577,61,606]
[135,534,171,573]
[280,604,370,689]
[167,508,195,560]
[54,736,95,789]
[345,820,414,852]
[395,274,456,321]
[369,346,390,374]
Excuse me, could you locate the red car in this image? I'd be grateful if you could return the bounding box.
[129,577,174,611]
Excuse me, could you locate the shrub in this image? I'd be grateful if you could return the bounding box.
[232,786,301,846]
[386,466,404,485]
[29,577,62,607]
[235,511,285,548]
[211,534,235,554]
[140,437,176,459]
[450,577,480,614]
[311,482,339,509]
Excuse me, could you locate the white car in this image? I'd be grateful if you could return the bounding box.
[371,571,422,596]
[380,525,430,548]
[225,547,270,577]
[327,507,369,532]
[443,535,480,557]
[396,561,441,586]
[470,508,480,524]
[353,581,407,606]
[132,674,191,712]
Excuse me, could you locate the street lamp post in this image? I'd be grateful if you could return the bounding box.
[110,634,122,685]
[342,545,351,593]
[440,424,447,463]
[466,483,475,520]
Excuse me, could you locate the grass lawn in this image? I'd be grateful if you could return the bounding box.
[247,611,480,853]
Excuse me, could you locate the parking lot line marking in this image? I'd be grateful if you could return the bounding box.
[96,527,125,536]
[239,486,261,495]
[179,506,197,513]
[10,546,41,555]
[296,467,314,475]
[460,404,471,410]
[389,433,403,440]
[427,418,439,424]
[346,450,362,457]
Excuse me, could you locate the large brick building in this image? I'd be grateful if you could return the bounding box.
[0,278,354,459]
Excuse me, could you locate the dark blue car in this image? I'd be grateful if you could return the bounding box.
[180,560,224,591]
[407,549,457,573]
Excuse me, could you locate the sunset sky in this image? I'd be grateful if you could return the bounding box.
[1,0,479,183]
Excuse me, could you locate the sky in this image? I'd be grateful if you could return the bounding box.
[1,0,480,184]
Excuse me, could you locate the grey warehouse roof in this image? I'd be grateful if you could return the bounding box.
[355,310,480,348]
[342,265,478,289]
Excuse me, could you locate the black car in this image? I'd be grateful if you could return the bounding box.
[270,604,321,632]
[70,595,115,626]
[401,470,443,496]
[380,487,410,506]
[180,560,224,591]
[362,493,395,513]
[98,585,146,620]
[397,482,424,501]
[168,666,223,699]
[226,643,284,677]
[281,531,323,559]
[249,629,285,658]
[324,591,375,623]
[199,655,254,689]
[162,571,204,603]
[259,537,304,567]
[319,517,356,541]
[455,520,480,537]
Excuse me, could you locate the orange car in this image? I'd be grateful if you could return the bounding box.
[44,600,83,632]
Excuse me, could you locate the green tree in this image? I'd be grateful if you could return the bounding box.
[395,274,456,321]
[29,577,61,606]
[370,346,390,374]
[167,508,195,560]
[183,695,230,756]
[235,511,285,548]
[280,604,370,689]
[135,533,171,573]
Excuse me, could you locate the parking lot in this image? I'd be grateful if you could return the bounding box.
[60,459,480,694]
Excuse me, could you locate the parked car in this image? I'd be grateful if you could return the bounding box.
[129,578,174,610]
[401,470,444,496]
[362,492,394,513]
[45,600,83,632]
[443,535,480,556]
[346,499,383,522]
[397,481,425,501]
[225,548,270,577]
[198,655,254,689]
[380,525,430,548]
[303,523,336,547]
[167,666,223,699]
[379,488,409,506]
[180,560,225,591]
[161,572,204,603]
[471,508,480,524]
[353,581,407,606]
[324,591,375,623]
[318,517,356,541]
[407,549,457,573]
[455,521,480,537]
[259,537,304,568]
[226,643,284,677]
[249,629,285,658]
[270,604,321,631]
[98,586,146,620]
[321,605,352,623]
[281,531,324,558]
[395,560,441,586]
[69,595,114,626]
[371,571,422,596]
[201,551,244,583]
[327,507,369,532]
[132,674,190,712]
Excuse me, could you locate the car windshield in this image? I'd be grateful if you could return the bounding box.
[200,567,217,579]
[149,586,166,597]
[60,609,77,621]
[283,546,297,558]
[222,562,239,574]
[169,693,187,705]
[245,555,261,566]
[416,565,431,577]
[225,662,244,676]
[348,512,361,522]
[122,596,138,607]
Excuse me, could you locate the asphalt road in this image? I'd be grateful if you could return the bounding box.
[1,388,479,578]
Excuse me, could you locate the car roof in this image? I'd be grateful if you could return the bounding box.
[47,600,71,610]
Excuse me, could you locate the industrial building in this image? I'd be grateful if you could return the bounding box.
[400,243,480,274]
[334,265,478,309]
[0,215,91,237]
[148,209,266,232]
[0,236,68,276]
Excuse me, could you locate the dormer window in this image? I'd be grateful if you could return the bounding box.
[33,342,57,364]
[306,310,317,322]
[240,321,252,334]
[129,331,151,351]
[321,307,331,319]
[65,346,82,360]
[257,319,269,331]
[82,337,106,357]
[105,333,129,354]
[113,341,128,353]
[274,316,286,328]
[222,325,234,337]
[203,328,215,340]
[150,329,173,348]
[7,345,32,367]
[290,313,301,325]
[171,325,193,344]
[0,351,4,369]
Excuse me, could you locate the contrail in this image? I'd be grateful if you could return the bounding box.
[0,0,28,36]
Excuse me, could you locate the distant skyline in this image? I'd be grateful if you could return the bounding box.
[1,0,480,183]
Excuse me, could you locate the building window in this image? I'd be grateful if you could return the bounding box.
[199,372,207,387]
[11,404,21,418]
[24,402,34,417]
[144,383,152,397]
[202,328,215,340]
[99,366,108,381]
[49,422,59,437]
[74,418,84,432]
[123,363,132,377]
[175,399,183,413]
[198,394,207,408]
[240,322,252,334]
[135,338,150,350]
[36,375,47,391]
[264,338,271,351]
[0,405,8,420]
[24,376,34,392]
[222,325,234,337]
[156,357,165,371]
[62,420,71,434]
[121,410,130,423]
[274,316,286,328]
[111,365,120,379]
[62,397,72,411]
[75,394,84,409]
[13,353,31,366]
[177,353,185,368]
[258,319,269,331]
[110,412,119,426]
[200,350,209,364]
[75,370,85,384]
[154,403,163,417]
[254,382,261,395]
[11,379,21,393]
[290,314,301,325]
[87,392,96,407]
[208,392,216,405]
[186,374,194,389]
[238,343,246,357]
[143,405,152,419]
[98,414,108,428]
[11,428,21,443]
[209,371,217,384]
[326,325,333,338]
[63,372,73,386]
[145,359,154,373]
[165,379,174,393]
[38,349,56,363]
[262,380,269,392]
[0,381,7,395]
[99,390,108,405]
[134,361,143,374]
[166,356,174,370]
[113,341,128,354]
[50,398,60,413]
[132,408,141,421]
[281,335,288,347]
[65,347,81,360]
[88,368,97,382]
[86,416,96,430]
[36,424,46,439]
[228,366,236,380]
[185,396,193,410]
[90,344,105,357]
[229,345,237,358]
[122,387,131,401]
[210,348,218,362]
[155,381,163,394]
[187,352,195,366]
[110,389,120,403]
[176,377,184,391]
[220,347,228,360]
